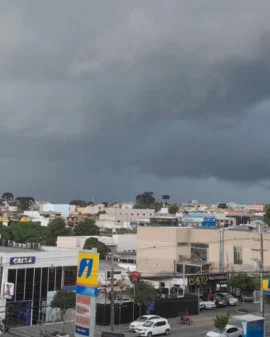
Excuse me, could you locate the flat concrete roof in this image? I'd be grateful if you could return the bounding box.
[0,246,40,253]
[233,314,265,322]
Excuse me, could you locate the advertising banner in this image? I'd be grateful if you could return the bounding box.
[187,273,228,286]
[75,252,99,337]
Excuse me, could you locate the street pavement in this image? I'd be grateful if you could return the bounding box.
[7,302,270,337]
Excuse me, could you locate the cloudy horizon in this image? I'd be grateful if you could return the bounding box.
[1,0,270,204]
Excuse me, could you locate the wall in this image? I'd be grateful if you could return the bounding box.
[137,227,270,276]
[43,204,69,218]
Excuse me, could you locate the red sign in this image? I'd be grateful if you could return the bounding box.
[77,295,91,306]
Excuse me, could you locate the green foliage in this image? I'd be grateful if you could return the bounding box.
[69,200,87,207]
[1,192,14,201]
[217,203,228,209]
[264,204,270,226]
[46,218,71,246]
[51,290,76,310]
[83,237,108,259]
[228,273,256,292]
[213,314,229,333]
[16,197,35,211]
[129,282,156,307]
[135,192,156,207]
[10,222,47,243]
[73,219,100,236]
[168,204,179,214]
[0,224,12,240]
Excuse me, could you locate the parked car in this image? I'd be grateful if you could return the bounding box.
[212,294,227,307]
[239,292,253,302]
[135,318,170,337]
[206,324,243,337]
[200,296,216,310]
[129,315,161,332]
[217,293,238,306]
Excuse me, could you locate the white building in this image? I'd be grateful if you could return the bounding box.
[57,234,137,253]
[0,245,124,326]
[23,211,50,227]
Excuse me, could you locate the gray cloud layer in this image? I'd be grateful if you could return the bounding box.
[1,0,270,202]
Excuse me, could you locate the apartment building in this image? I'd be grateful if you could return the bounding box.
[136,226,268,277]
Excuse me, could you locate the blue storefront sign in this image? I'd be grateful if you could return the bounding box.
[10,257,35,265]
[75,326,90,336]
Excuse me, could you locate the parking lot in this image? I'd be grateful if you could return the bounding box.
[10,302,270,337]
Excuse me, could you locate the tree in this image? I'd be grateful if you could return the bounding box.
[1,193,14,202]
[217,203,228,209]
[168,204,179,214]
[0,224,11,240]
[10,222,47,243]
[101,202,109,207]
[228,273,256,293]
[129,282,156,315]
[83,237,108,259]
[16,197,35,211]
[213,314,229,336]
[264,205,270,226]
[73,219,100,236]
[69,200,87,207]
[134,192,156,208]
[51,290,76,335]
[46,218,71,246]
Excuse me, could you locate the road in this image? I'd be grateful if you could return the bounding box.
[7,302,270,337]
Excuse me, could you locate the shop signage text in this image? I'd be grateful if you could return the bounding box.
[187,273,228,286]
[10,256,36,265]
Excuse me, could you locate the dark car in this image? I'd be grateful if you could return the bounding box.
[212,294,227,307]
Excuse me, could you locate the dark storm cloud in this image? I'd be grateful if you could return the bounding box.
[1,0,270,200]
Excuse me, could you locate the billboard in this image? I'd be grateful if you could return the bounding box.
[262,279,270,295]
[75,252,99,337]
[3,282,14,299]
[187,273,228,286]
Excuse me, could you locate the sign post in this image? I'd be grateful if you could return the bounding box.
[75,252,99,337]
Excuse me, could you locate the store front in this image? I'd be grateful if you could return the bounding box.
[187,273,229,295]
[0,247,79,327]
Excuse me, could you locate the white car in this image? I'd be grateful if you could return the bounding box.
[135,318,170,337]
[129,315,161,332]
[206,324,243,337]
[200,296,216,310]
[219,293,238,306]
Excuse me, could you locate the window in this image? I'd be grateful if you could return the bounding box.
[41,268,48,299]
[48,267,55,291]
[16,269,25,301]
[25,268,34,300]
[55,267,63,291]
[191,243,209,262]
[178,242,189,246]
[234,247,243,264]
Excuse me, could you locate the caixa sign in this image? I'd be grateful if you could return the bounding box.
[10,256,36,265]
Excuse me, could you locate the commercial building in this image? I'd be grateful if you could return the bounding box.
[0,245,124,327]
[136,226,269,293]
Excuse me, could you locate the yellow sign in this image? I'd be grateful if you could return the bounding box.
[77,252,99,287]
[263,279,270,294]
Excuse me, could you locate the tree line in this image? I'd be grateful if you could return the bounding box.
[0,218,108,257]
[134,192,180,214]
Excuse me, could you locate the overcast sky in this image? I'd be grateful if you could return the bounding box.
[1,0,270,204]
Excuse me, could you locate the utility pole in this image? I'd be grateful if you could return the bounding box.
[219,228,224,272]
[260,227,265,318]
[110,249,115,331]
